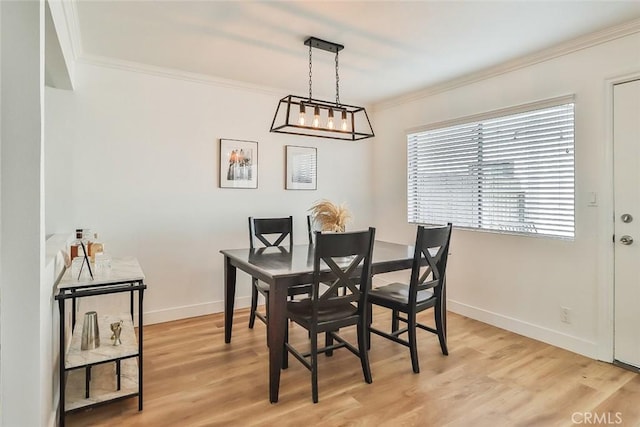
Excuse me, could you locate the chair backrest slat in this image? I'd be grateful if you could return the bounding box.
[248,216,294,249]
[409,224,452,303]
[307,215,314,245]
[311,228,376,318]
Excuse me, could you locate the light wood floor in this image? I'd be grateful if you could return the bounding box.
[66,307,640,427]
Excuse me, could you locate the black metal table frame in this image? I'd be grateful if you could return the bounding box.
[55,279,146,427]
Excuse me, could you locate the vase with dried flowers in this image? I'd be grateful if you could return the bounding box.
[308,199,351,232]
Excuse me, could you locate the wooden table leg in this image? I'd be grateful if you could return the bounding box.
[224,256,236,344]
[268,281,287,403]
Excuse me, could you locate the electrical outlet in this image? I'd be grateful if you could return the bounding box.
[560,306,571,324]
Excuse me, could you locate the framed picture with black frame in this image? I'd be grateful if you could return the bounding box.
[219,138,258,189]
[285,145,317,190]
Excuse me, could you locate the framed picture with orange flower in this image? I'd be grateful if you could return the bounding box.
[219,138,258,189]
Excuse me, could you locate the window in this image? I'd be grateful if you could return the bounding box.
[407,97,575,238]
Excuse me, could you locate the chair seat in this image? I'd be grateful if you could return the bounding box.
[369,282,434,306]
[287,298,358,324]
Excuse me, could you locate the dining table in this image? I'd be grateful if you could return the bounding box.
[220,240,422,403]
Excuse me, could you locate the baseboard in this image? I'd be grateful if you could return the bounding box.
[142,296,252,325]
[447,300,599,359]
[613,359,640,374]
[140,295,599,360]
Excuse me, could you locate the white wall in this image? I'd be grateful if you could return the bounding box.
[371,32,640,359]
[45,62,374,324]
[1,1,51,426]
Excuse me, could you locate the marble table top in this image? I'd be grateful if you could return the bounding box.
[57,256,145,290]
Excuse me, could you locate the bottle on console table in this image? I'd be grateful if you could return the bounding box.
[70,229,83,260]
[89,233,104,263]
[70,228,93,260]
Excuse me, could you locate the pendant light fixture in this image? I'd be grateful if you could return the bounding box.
[270,37,374,141]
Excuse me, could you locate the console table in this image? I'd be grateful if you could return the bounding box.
[55,257,146,427]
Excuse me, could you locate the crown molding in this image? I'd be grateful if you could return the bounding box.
[63,0,286,98]
[55,0,82,61]
[76,54,289,97]
[373,17,640,111]
[75,53,375,108]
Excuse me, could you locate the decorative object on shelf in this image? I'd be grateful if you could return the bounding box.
[70,242,94,280]
[78,242,93,280]
[110,320,123,346]
[308,199,351,232]
[270,36,375,141]
[94,252,112,275]
[219,138,258,189]
[81,311,100,350]
[89,233,104,262]
[71,228,95,260]
[70,229,84,260]
[285,145,317,190]
[70,228,94,279]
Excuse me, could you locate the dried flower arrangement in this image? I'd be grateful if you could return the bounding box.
[308,199,351,232]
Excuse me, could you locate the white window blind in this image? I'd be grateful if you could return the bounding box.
[408,100,575,238]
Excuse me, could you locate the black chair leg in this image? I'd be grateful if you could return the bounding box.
[408,313,420,374]
[392,309,400,332]
[311,330,319,403]
[435,302,448,356]
[366,303,373,350]
[357,322,372,383]
[325,330,335,357]
[249,278,258,329]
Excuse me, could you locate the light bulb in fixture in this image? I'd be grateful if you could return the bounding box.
[313,105,320,128]
[298,103,306,126]
[341,110,348,131]
[327,108,335,129]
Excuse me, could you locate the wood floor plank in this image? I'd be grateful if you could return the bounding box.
[65,308,640,426]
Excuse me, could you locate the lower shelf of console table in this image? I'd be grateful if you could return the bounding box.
[64,313,140,412]
[65,358,139,411]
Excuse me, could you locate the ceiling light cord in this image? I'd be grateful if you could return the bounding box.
[335,51,340,107]
[308,43,313,101]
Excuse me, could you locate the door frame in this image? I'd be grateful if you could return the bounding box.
[598,71,640,362]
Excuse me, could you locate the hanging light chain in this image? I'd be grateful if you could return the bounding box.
[308,43,313,101]
[335,51,340,106]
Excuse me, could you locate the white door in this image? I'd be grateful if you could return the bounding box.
[614,78,640,368]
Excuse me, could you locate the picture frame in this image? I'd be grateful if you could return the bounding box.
[219,139,258,189]
[285,145,317,190]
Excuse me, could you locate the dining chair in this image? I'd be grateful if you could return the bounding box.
[308,214,352,298]
[306,214,315,244]
[247,216,311,329]
[367,223,452,373]
[283,227,376,403]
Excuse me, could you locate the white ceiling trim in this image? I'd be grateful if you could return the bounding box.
[373,17,640,111]
[75,53,293,98]
[51,0,82,62]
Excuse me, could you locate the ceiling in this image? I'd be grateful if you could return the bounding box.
[72,1,640,105]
